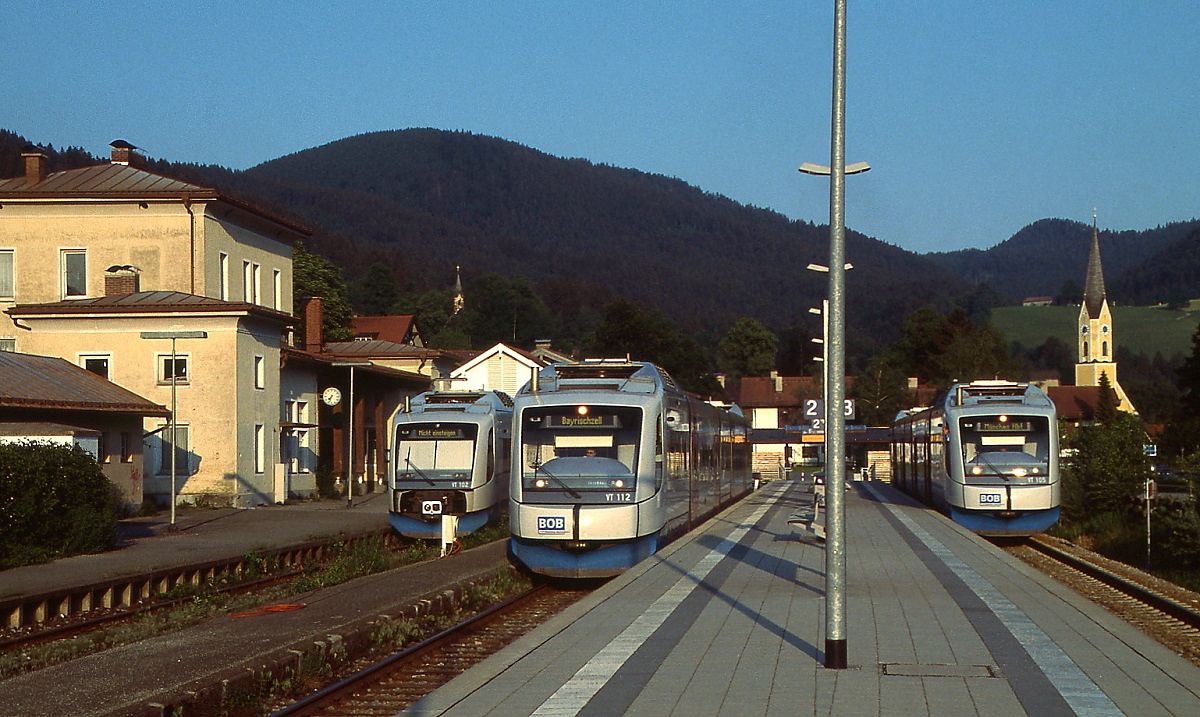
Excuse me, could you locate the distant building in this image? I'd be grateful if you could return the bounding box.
[1022,296,1054,307]
[1073,219,1134,413]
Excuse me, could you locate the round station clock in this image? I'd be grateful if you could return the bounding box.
[321,386,342,406]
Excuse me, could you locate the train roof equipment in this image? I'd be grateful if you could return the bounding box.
[524,359,680,396]
[947,380,1053,409]
[404,390,513,414]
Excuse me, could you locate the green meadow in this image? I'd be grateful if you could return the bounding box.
[991,304,1200,359]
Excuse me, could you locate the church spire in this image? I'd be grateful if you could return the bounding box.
[1083,212,1107,319]
[452,265,464,316]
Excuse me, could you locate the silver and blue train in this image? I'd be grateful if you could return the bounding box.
[390,390,513,538]
[891,379,1060,536]
[509,360,752,578]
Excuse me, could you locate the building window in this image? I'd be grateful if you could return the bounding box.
[273,269,282,310]
[99,433,111,463]
[158,424,191,475]
[254,355,265,389]
[62,249,87,298]
[254,424,265,474]
[121,432,134,463]
[0,339,15,352]
[242,260,253,303]
[219,252,229,301]
[0,249,13,299]
[80,354,111,379]
[252,263,261,305]
[158,354,190,384]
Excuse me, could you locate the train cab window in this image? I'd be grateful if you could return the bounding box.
[395,423,477,483]
[958,415,1051,482]
[520,406,642,494]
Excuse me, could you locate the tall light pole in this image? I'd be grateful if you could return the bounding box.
[798,0,862,670]
[332,361,371,508]
[140,330,207,529]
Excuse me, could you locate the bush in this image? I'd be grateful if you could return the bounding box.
[0,441,121,568]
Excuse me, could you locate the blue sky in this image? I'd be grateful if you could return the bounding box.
[5,1,1197,254]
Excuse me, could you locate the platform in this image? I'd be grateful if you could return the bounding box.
[403,479,1200,716]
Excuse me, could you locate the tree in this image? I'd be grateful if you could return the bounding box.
[1056,279,1084,306]
[349,263,401,316]
[587,299,718,395]
[1061,411,1150,524]
[717,317,778,382]
[851,356,910,426]
[293,242,354,342]
[0,442,121,568]
[1094,371,1119,425]
[459,274,557,349]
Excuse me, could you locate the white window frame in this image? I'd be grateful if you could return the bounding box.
[0,249,14,300]
[242,260,252,303]
[254,355,265,389]
[157,353,191,385]
[272,269,282,310]
[78,353,112,380]
[219,252,229,300]
[62,249,87,299]
[252,263,261,305]
[254,423,265,474]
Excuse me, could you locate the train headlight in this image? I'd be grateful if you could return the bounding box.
[534,478,547,488]
[1031,467,1040,474]
[577,405,589,416]
[613,479,625,489]
[1011,468,1027,478]
[970,465,983,476]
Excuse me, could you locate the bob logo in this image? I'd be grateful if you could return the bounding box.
[537,516,567,533]
[979,493,1003,505]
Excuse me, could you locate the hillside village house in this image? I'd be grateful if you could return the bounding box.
[0,142,428,507]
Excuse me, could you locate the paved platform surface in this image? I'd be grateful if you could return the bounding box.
[0,491,391,599]
[404,479,1200,716]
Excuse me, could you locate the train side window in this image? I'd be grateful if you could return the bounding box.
[487,430,496,478]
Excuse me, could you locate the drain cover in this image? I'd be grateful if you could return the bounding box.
[881,663,997,678]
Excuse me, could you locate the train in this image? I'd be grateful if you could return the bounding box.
[509,359,753,578]
[389,390,513,538]
[890,379,1060,536]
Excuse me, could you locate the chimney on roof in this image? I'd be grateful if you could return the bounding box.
[104,265,141,297]
[110,139,142,167]
[771,370,782,393]
[21,147,49,185]
[300,296,324,352]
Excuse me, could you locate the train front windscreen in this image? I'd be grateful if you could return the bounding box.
[520,405,642,502]
[395,423,477,486]
[957,414,1051,485]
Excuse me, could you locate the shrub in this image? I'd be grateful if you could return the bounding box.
[0,441,121,568]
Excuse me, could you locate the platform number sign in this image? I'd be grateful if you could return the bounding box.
[804,399,856,431]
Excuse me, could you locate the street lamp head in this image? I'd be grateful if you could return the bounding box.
[798,161,871,176]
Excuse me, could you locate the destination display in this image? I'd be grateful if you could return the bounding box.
[543,414,621,429]
[964,419,1033,433]
[397,425,472,440]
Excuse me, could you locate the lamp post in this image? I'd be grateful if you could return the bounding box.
[798,0,864,670]
[140,330,208,529]
[332,361,371,508]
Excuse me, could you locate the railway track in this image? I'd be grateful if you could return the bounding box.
[1007,535,1200,665]
[268,584,591,717]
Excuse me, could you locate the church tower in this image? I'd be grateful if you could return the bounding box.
[1075,217,1134,412]
[452,265,464,316]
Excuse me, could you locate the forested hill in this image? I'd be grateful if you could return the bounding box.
[5,127,1199,347]
[926,218,1200,304]
[180,129,961,341]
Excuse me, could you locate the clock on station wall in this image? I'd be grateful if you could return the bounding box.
[321,386,342,406]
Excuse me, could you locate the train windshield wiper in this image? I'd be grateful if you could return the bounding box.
[402,448,436,486]
[976,454,1011,482]
[533,463,581,498]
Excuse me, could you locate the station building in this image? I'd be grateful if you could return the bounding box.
[0,141,428,507]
